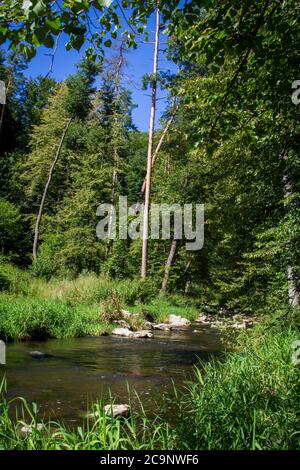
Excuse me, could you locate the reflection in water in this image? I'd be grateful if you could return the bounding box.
[4,325,223,423]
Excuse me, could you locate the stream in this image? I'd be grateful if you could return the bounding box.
[3,324,223,424]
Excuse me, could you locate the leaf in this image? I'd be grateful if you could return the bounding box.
[71,35,85,51]
[20,44,37,59]
[22,0,32,17]
[32,0,47,16]
[46,17,61,31]
[43,34,54,48]
[100,0,113,6]
[104,39,112,47]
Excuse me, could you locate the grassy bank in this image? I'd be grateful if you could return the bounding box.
[1,324,299,450]
[0,263,200,341]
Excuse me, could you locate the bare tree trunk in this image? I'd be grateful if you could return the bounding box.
[0,73,12,135]
[141,7,160,279]
[141,98,178,194]
[182,256,193,294]
[282,151,299,308]
[160,239,177,293]
[32,117,72,260]
[287,263,299,308]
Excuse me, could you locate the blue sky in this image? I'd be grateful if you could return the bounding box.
[22,12,177,132]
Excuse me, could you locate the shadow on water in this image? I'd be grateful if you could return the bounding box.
[3,325,224,424]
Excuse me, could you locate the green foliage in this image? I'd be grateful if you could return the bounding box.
[0,198,22,254]
[99,290,122,322]
[172,326,300,449]
[0,294,109,341]
[0,259,31,294]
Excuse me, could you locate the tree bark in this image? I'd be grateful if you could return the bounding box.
[282,151,299,308]
[141,6,160,279]
[141,98,178,194]
[32,117,72,260]
[0,72,12,135]
[160,239,177,293]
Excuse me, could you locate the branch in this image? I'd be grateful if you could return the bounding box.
[209,0,274,138]
[141,97,179,193]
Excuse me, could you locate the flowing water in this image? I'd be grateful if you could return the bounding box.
[3,325,223,424]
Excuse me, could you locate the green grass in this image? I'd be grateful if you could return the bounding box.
[0,294,111,341]
[172,325,300,450]
[0,263,201,340]
[128,297,199,323]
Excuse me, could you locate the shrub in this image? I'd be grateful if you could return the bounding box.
[99,290,122,322]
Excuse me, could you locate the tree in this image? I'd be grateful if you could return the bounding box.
[31,59,99,259]
[141,5,160,279]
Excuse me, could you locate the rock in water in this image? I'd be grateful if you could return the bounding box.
[112,327,133,337]
[104,404,130,418]
[29,351,48,359]
[152,323,172,331]
[20,423,43,435]
[112,327,153,338]
[88,404,130,420]
[168,314,191,327]
[133,330,153,338]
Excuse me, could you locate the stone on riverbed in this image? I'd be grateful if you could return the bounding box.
[29,351,49,359]
[152,323,171,331]
[112,327,133,337]
[168,314,191,328]
[112,327,153,339]
[104,404,130,417]
[88,404,130,420]
[132,330,153,338]
[20,423,43,435]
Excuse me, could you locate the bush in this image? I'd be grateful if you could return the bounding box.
[0,259,31,294]
[99,290,122,322]
[0,198,22,258]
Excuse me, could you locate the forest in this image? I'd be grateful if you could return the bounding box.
[0,0,299,452]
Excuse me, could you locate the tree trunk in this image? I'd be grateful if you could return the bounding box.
[141,98,178,194]
[107,42,125,252]
[0,72,12,135]
[287,263,299,308]
[183,256,193,294]
[141,6,160,279]
[32,117,72,260]
[160,239,177,293]
[282,151,299,308]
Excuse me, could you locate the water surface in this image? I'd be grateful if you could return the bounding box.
[3,325,223,423]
